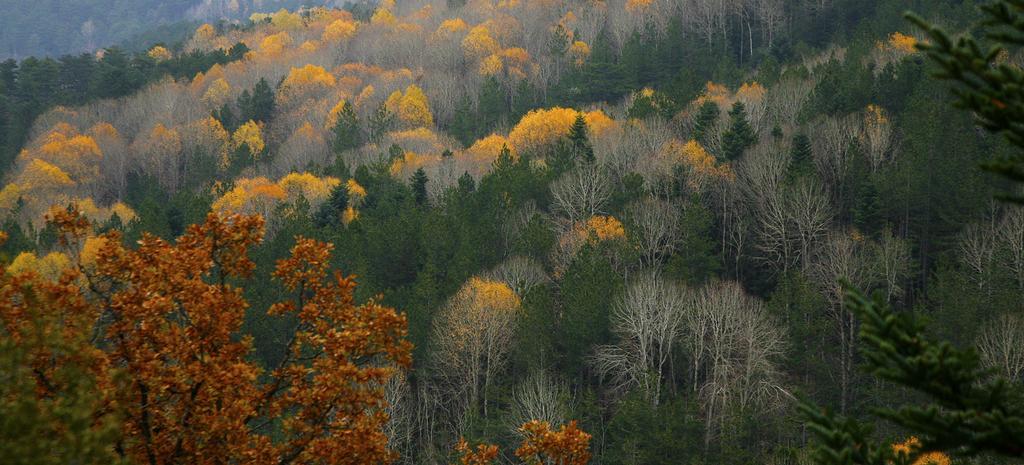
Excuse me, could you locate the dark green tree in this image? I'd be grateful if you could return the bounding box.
[315,183,350,228]
[238,78,275,123]
[721,101,756,161]
[368,101,395,144]
[331,101,364,153]
[691,101,719,146]
[568,112,594,163]
[411,167,429,206]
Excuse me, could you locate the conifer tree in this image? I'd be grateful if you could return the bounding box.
[411,168,429,206]
[692,101,719,146]
[315,183,349,228]
[568,112,595,163]
[331,101,364,153]
[722,101,755,161]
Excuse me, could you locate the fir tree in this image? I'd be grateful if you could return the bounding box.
[315,183,349,228]
[368,101,395,144]
[331,101,364,153]
[692,101,719,146]
[238,78,275,123]
[721,101,755,161]
[568,112,595,163]
[411,168,429,206]
[788,133,814,182]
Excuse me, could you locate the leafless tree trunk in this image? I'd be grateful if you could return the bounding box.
[550,163,613,225]
[627,197,684,267]
[977,313,1024,382]
[592,272,688,407]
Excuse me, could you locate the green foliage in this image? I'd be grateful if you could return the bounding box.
[238,78,276,124]
[332,101,364,153]
[801,287,1024,463]
[721,101,756,161]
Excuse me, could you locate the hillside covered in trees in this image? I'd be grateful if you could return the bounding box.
[2,0,1023,464]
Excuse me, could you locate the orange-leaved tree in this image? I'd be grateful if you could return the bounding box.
[455,421,592,465]
[0,207,412,465]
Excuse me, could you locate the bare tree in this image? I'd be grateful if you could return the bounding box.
[506,371,574,436]
[977,313,1024,382]
[997,208,1024,291]
[485,256,552,297]
[684,280,787,444]
[960,221,997,291]
[859,106,897,173]
[627,197,684,267]
[550,163,613,224]
[809,231,875,413]
[739,143,793,274]
[787,181,833,272]
[768,76,815,132]
[432,277,521,420]
[592,272,688,406]
[811,114,860,199]
[873,229,911,303]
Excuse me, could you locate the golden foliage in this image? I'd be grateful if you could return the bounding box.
[584,110,616,138]
[323,19,358,43]
[271,8,303,30]
[213,174,340,217]
[195,23,216,42]
[886,32,918,53]
[463,25,501,59]
[464,276,522,313]
[581,215,626,243]
[280,65,336,103]
[569,41,590,66]
[480,54,504,76]
[147,45,172,61]
[347,178,367,200]
[371,7,397,26]
[508,107,577,153]
[232,121,265,159]
[625,0,652,12]
[388,85,434,128]
[466,134,516,163]
[865,103,889,126]
[437,18,470,37]
[7,251,71,281]
[2,208,412,465]
[259,31,293,56]
[17,159,75,190]
[325,99,350,129]
[661,139,732,189]
[202,78,232,108]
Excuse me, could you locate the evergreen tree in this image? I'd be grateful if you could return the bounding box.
[411,168,429,206]
[331,101,364,153]
[788,133,814,181]
[368,101,395,144]
[568,112,594,163]
[238,78,276,123]
[214,103,237,132]
[721,101,756,161]
[692,101,719,146]
[315,183,349,228]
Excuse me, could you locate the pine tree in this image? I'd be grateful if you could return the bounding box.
[368,101,395,144]
[691,101,719,146]
[721,101,755,161]
[239,78,275,123]
[315,183,349,228]
[568,113,594,163]
[788,133,814,181]
[331,101,364,153]
[411,168,429,206]
[215,102,237,132]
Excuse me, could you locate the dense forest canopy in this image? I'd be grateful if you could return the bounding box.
[2,0,1023,464]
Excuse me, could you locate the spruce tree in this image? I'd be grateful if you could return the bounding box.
[368,101,395,144]
[411,168,429,206]
[721,101,755,161]
[315,183,349,228]
[331,101,364,153]
[691,101,719,146]
[568,113,595,163]
[789,133,814,181]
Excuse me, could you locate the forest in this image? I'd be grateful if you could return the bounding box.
[1,0,1023,464]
